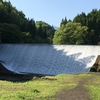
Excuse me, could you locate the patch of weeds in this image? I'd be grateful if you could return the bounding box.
[30,88,40,93]
[85,75,100,100]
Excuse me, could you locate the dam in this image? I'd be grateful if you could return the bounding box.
[0,44,100,75]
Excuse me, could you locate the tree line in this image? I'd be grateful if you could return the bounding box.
[53,9,100,45]
[0,0,55,43]
[0,0,100,45]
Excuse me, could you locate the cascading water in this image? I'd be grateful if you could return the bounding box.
[0,44,100,75]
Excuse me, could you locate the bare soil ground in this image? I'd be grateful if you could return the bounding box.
[55,75,94,100]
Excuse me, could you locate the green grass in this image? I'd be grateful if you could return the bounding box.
[85,73,100,100]
[0,72,98,100]
[0,74,77,100]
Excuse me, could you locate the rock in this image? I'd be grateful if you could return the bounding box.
[90,55,100,72]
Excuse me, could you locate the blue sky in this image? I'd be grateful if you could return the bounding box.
[5,0,100,27]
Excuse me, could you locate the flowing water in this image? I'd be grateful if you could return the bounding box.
[0,44,100,75]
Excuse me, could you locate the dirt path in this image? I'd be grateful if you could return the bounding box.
[55,75,94,100]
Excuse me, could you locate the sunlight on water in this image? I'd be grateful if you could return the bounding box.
[0,44,100,75]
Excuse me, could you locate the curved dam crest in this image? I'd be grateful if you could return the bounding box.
[0,44,100,75]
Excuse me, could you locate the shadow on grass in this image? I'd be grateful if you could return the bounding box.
[0,73,46,82]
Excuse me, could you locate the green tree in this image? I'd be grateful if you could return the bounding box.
[0,23,22,43]
[60,17,67,26]
[53,22,89,44]
[86,9,100,44]
[73,9,100,44]
[36,21,55,43]
[22,32,34,43]
[73,12,87,26]
[27,19,37,39]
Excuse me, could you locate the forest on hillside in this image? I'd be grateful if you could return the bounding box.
[0,0,100,45]
[0,0,55,43]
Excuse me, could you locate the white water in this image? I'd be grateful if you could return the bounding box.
[0,44,100,75]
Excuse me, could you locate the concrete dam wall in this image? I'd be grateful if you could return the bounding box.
[0,44,100,75]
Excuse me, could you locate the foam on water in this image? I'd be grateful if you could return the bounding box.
[0,44,100,75]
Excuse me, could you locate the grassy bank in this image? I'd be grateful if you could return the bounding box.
[85,73,100,100]
[0,73,99,100]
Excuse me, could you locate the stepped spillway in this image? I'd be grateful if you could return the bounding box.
[0,44,100,75]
